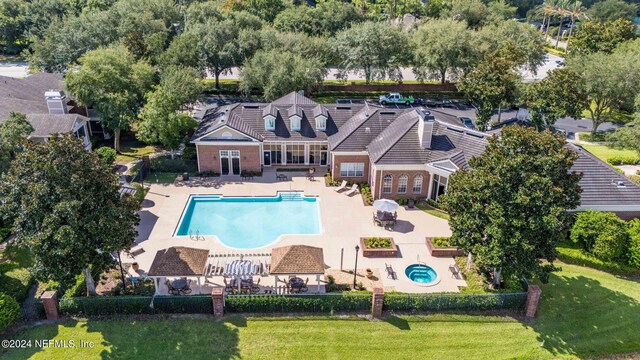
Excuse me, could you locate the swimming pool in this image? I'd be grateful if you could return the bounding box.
[405,264,438,285]
[175,193,321,249]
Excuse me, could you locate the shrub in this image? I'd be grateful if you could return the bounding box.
[225,293,372,313]
[383,292,526,312]
[432,237,451,247]
[0,293,20,331]
[132,183,147,205]
[150,157,188,172]
[182,145,197,160]
[359,182,373,205]
[0,227,10,241]
[364,237,392,248]
[570,210,628,261]
[396,198,408,205]
[62,274,86,298]
[0,268,32,303]
[627,219,640,268]
[426,198,443,210]
[325,171,340,186]
[96,147,117,164]
[606,156,640,166]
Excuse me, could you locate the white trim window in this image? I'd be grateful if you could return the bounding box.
[383,175,393,194]
[340,162,364,177]
[315,117,326,131]
[291,117,301,131]
[413,175,423,194]
[397,175,408,194]
[265,116,275,130]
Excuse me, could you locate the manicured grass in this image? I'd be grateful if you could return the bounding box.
[580,143,638,163]
[0,241,33,302]
[144,171,199,184]
[3,264,639,359]
[113,142,160,164]
[416,202,451,221]
[576,132,607,143]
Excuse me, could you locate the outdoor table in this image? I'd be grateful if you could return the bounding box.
[277,174,287,181]
[171,279,187,291]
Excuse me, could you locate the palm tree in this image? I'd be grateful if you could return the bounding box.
[554,0,569,48]
[538,1,557,38]
[565,1,589,49]
[544,0,559,38]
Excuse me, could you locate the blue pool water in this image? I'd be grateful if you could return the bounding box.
[175,193,321,249]
[405,264,438,284]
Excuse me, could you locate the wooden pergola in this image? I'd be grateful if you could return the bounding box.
[147,246,210,294]
[270,245,325,293]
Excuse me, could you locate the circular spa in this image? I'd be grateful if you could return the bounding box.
[404,264,438,285]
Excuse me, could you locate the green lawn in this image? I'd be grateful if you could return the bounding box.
[580,143,638,163]
[112,142,160,164]
[416,202,451,221]
[0,241,33,302]
[4,264,638,359]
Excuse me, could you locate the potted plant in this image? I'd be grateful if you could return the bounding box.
[366,268,373,278]
[408,198,415,208]
[132,262,139,271]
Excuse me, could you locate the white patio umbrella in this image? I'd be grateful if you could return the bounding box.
[373,199,399,212]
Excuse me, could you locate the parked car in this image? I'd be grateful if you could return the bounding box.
[379,93,415,105]
[459,117,476,130]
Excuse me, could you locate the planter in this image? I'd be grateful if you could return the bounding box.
[425,237,464,257]
[366,269,373,278]
[408,199,415,208]
[360,237,398,257]
[132,262,140,271]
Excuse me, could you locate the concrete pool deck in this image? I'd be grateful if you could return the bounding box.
[125,173,466,293]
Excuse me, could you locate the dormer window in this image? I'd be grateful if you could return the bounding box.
[315,116,327,131]
[264,116,275,131]
[291,116,301,131]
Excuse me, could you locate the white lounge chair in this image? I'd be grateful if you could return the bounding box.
[344,184,359,196]
[334,180,348,192]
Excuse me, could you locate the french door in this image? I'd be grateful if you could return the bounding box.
[220,150,241,175]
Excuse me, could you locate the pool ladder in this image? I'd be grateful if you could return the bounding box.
[279,191,304,201]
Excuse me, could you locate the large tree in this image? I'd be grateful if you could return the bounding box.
[0,0,28,46]
[458,54,519,130]
[65,46,155,151]
[586,0,637,23]
[569,19,636,55]
[0,112,33,173]
[334,21,410,84]
[524,68,587,128]
[412,19,476,84]
[440,0,488,29]
[274,2,364,37]
[478,20,546,75]
[137,66,202,157]
[568,46,640,134]
[0,134,140,295]
[240,49,326,100]
[441,126,582,285]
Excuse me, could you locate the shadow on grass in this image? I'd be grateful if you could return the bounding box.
[385,315,411,330]
[528,272,640,358]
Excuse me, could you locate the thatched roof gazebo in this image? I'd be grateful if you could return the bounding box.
[270,245,325,293]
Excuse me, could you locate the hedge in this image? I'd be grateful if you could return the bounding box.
[225,293,372,313]
[0,293,20,331]
[606,156,640,166]
[59,295,213,316]
[383,292,527,312]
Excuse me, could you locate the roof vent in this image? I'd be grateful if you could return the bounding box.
[336,106,351,110]
[243,105,259,109]
[616,180,626,188]
[365,127,371,134]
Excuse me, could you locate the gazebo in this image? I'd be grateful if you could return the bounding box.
[270,245,325,293]
[147,246,210,294]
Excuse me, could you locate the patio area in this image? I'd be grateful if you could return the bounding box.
[125,171,466,293]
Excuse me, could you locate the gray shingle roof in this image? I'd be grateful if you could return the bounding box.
[0,73,65,120]
[426,123,489,170]
[368,110,428,164]
[272,91,317,105]
[570,144,640,207]
[25,113,86,137]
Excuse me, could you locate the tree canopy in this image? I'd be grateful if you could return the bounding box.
[441,126,582,285]
[65,46,155,151]
[586,0,638,23]
[239,49,326,100]
[0,112,33,174]
[0,134,140,294]
[334,21,410,84]
[569,19,636,55]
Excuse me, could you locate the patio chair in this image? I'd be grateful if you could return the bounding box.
[165,279,180,295]
[334,180,348,192]
[385,263,397,280]
[300,278,309,293]
[223,278,234,294]
[251,278,261,294]
[372,213,383,226]
[344,184,359,196]
[181,280,193,295]
[449,264,461,279]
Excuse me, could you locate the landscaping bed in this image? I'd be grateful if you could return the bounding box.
[416,200,450,220]
[426,237,464,257]
[360,237,398,257]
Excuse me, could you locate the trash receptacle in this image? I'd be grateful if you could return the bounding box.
[183,172,189,181]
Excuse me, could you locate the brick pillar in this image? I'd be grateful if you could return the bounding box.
[212,287,224,318]
[372,287,384,318]
[525,285,542,318]
[41,291,58,321]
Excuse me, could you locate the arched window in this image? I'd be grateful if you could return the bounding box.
[413,175,423,194]
[221,131,233,138]
[383,175,393,194]
[397,175,408,194]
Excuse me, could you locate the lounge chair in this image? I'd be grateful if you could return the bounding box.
[385,263,397,280]
[334,180,348,192]
[344,184,359,196]
[449,264,461,279]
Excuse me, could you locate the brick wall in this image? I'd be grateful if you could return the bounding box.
[332,154,371,183]
[197,144,261,173]
[371,170,430,200]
